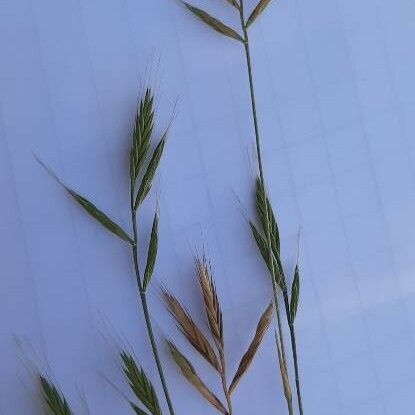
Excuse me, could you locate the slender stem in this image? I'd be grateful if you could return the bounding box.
[288,391,294,415]
[283,290,303,415]
[237,0,287,365]
[290,325,301,415]
[131,209,176,415]
[219,347,233,415]
[237,2,303,414]
[271,278,288,367]
[278,286,294,415]
[141,291,176,415]
[276,330,294,415]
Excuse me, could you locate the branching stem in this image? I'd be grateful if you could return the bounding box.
[237,2,303,414]
[131,204,176,415]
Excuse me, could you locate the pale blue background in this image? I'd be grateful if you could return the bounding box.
[1,0,415,414]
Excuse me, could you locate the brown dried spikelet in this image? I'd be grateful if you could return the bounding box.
[228,302,273,393]
[162,289,220,371]
[195,256,223,349]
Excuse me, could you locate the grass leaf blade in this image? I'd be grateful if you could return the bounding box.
[40,375,73,415]
[182,1,243,42]
[121,352,163,415]
[228,302,273,394]
[290,265,300,323]
[168,342,228,415]
[143,211,159,290]
[246,0,272,27]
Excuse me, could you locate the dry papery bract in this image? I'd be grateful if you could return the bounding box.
[38,86,176,415]
[163,255,273,415]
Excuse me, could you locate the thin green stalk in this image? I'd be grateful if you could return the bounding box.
[237,0,287,381]
[237,0,286,364]
[131,206,176,415]
[237,1,303,414]
[283,289,303,415]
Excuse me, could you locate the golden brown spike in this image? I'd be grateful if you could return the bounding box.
[228,302,273,394]
[162,289,220,372]
[168,341,229,415]
[195,256,223,349]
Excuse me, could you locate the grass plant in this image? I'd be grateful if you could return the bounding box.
[177,1,304,413]
[38,87,175,415]
[163,255,272,415]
